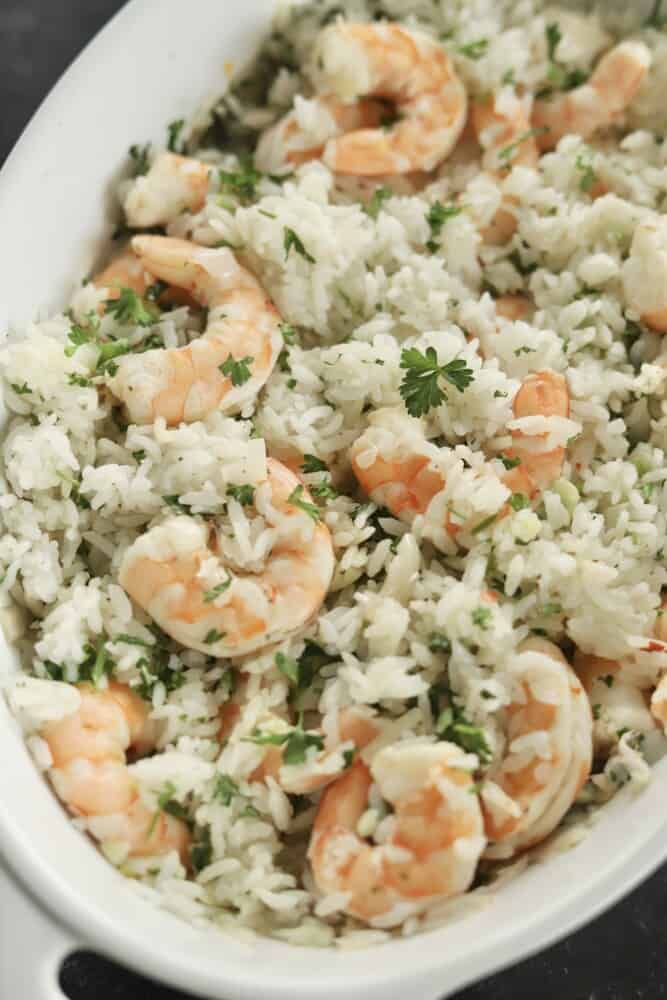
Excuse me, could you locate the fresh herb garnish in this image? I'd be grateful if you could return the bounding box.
[219,354,254,386]
[458,38,489,60]
[219,161,262,203]
[436,705,492,762]
[428,632,452,654]
[509,492,530,511]
[275,652,300,686]
[226,483,255,505]
[284,227,316,263]
[10,382,31,395]
[279,322,297,344]
[499,454,521,470]
[204,629,225,645]
[67,373,93,388]
[301,454,328,474]
[575,152,596,193]
[247,716,324,765]
[426,200,461,252]
[214,774,241,806]
[203,580,232,603]
[287,485,321,522]
[399,347,474,417]
[365,185,391,220]
[497,127,548,164]
[167,118,186,153]
[129,142,151,176]
[106,287,159,327]
[190,827,213,872]
[471,607,493,630]
[546,22,561,60]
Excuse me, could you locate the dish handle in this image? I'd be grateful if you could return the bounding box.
[0,859,80,999]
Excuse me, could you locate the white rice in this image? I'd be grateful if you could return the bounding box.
[2,0,667,948]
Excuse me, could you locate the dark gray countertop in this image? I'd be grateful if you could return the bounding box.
[1,2,665,998]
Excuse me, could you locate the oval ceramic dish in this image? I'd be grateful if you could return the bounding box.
[0,1,665,998]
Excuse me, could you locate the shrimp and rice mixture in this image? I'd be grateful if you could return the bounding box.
[4,0,667,946]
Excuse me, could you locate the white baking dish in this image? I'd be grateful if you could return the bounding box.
[0,1,665,997]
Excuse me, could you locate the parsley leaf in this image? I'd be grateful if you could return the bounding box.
[399,347,474,417]
[545,22,562,61]
[214,774,240,806]
[284,227,316,263]
[219,354,254,386]
[426,200,461,251]
[309,481,338,501]
[275,651,300,686]
[106,287,159,327]
[10,382,31,395]
[204,629,225,645]
[509,492,530,511]
[436,705,492,762]
[646,0,665,27]
[67,373,93,388]
[301,454,328,474]
[365,186,391,219]
[499,454,521,470]
[497,127,549,164]
[287,485,321,522]
[458,39,489,60]
[279,323,297,344]
[472,607,493,630]
[167,118,186,153]
[246,717,324,766]
[129,142,151,176]
[226,483,255,505]
[429,632,452,654]
[65,314,100,356]
[203,580,232,603]
[190,827,213,872]
[575,152,596,193]
[219,162,262,203]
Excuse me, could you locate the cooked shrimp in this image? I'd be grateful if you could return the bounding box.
[574,652,656,752]
[472,93,539,244]
[309,741,486,926]
[41,682,190,862]
[251,707,381,795]
[301,22,466,175]
[107,236,283,425]
[123,152,211,228]
[93,245,155,299]
[533,41,651,151]
[119,458,335,658]
[482,638,592,856]
[350,371,571,529]
[622,217,667,333]
[255,96,387,175]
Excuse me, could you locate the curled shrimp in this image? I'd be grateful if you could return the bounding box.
[533,41,651,151]
[482,638,592,857]
[41,682,190,862]
[255,96,387,175]
[309,741,486,926]
[471,93,539,244]
[574,652,656,753]
[622,218,667,334]
[260,22,467,177]
[350,370,570,531]
[107,235,283,425]
[123,152,210,228]
[93,245,155,299]
[119,458,335,658]
[251,707,381,795]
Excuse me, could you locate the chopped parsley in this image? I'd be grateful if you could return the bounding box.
[309,481,338,501]
[472,513,498,535]
[279,322,297,344]
[106,288,159,327]
[284,227,316,263]
[10,382,31,395]
[301,454,328,474]
[640,482,656,503]
[163,494,193,513]
[575,153,596,193]
[509,492,530,511]
[129,142,151,176]
[499,454,521,471]
[203,580,232,603]
[167,118,186,153]
[545,22,561,60]
[497,127,549,165]
[592,704,601,721]
[602,674,615,689]
[247,717,324,766]
[213,774,241,806]
[458,38,489,60]
[399,346,474,417]
[226,483,255,505]
[646,0,665,27]
[204,629,225,645]
[508,249,537,276]
[471,607,493,630]
[275,651,300,686]
[219,354,254,386]
[219,161,262,204]
[426,200,461,252]
[501,68,516,86]
[287,485,321,522]
[514,345,535,357]
[428,632,452,655]
[436,704,492,762]
[65,314,100,356]
[114,634,153,648]
[190,827,213,872]
[541,603,562,616]
[132,450,146,462]
[67,373,93,388]
[365,185,391,220]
